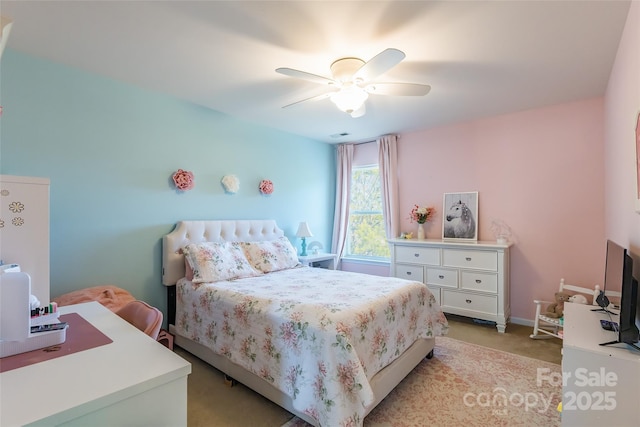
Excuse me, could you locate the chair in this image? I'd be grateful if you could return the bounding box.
[115,300,163,340]
[530,278,621,340]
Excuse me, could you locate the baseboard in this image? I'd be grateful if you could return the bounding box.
[510,317,534,327]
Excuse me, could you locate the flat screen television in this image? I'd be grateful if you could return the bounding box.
[594,239,626,312]
[600,249,639,352]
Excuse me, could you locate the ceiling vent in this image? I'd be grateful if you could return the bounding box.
[330,132,350,139]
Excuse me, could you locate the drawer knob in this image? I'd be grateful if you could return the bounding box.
[438,275,445,279]
[414,253,420,258]
[465,257,472,261]
[466,299,472,304]
[406,272,412,276]
[475,279,482,284]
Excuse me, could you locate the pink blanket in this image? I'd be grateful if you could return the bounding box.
[53,285,135,312]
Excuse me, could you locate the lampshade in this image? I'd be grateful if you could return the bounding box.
[330,86,368,114]
[296,222,313,238]
[0,16,13,62]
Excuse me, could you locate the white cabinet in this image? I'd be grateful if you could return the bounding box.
[389,239,511,332]
[0,175,50,303]
[561,303,640,426]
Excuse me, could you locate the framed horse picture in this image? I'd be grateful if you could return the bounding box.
[442,192,478,241]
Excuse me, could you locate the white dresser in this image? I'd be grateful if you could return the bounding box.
[389,239,511,332]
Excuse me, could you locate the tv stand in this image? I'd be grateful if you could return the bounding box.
[562,303,640,426]
[599,339,640,351]
[590,307,618,315]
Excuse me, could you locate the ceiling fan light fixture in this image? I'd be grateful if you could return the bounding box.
[330,86,368,114]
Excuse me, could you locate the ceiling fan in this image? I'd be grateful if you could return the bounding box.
[276,48,430,118]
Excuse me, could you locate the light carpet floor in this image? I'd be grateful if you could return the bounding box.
[282,336,561,427]
[179,317,562,426]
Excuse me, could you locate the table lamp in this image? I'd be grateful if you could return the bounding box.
[296,222,313,256]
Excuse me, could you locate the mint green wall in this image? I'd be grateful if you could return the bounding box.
[0,50,335,315]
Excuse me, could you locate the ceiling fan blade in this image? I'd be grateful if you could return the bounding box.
[365,83,431,96]
[353,48,406,82]
[276,68,335,86]
[282,91,334,108]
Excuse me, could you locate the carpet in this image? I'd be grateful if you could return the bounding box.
[282,336,562,427]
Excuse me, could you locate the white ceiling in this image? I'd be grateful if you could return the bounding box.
[1,1,631,143]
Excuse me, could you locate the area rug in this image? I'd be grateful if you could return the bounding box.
[282,336,561,427]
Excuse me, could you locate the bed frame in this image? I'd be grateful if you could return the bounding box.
[162,220,435,426]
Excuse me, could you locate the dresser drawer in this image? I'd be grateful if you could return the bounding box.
[460,271,498,293]
[442,249,497,271]
[394,264,424,282]
[442,290,497,315]
[426,268,458,288]
[395,246,440,265]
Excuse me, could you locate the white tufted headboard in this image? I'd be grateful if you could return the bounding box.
[162,220,285,286]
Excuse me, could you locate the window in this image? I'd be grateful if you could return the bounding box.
[345,165,390,259]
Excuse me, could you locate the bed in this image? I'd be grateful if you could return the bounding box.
[162,220,448,427]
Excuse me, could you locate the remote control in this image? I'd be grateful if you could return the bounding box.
[600,319,618,331]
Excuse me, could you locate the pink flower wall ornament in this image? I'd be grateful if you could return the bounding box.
[172,169,195,191]
[259,179,274,195]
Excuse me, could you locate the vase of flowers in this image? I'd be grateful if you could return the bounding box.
[410,205,435,240]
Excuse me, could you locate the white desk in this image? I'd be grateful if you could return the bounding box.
[298,253,338,270]
[562,303,640,426]
[0,302,191,427]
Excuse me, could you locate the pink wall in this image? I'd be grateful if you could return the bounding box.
[396,98,605,322]
[343,4,637,325]
[604,1,640,269]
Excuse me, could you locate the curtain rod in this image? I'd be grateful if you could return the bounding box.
[336,139,375,146]
[337,134,398,146]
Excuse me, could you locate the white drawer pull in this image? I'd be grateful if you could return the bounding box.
[465,257,472,261]
[438,275,445,279]
[466,299,472,304]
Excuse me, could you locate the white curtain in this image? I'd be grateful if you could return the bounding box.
[331,144,354,261]
[378,134,399,240]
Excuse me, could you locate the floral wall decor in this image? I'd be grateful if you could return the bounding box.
[221,175,240,194]
[259,179,274,195]
[172,169,195,191]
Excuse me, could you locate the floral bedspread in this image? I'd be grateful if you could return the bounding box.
[175,266,448,427]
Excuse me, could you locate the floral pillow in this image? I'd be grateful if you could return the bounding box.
[182,241,262,283]
[184,257,194,281]
[242,237,300,273]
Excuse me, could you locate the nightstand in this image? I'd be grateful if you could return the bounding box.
[298,253,338,270]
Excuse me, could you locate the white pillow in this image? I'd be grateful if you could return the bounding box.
[182,241,262,283]
[242,237,300,273]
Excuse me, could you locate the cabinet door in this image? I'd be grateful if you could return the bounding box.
[0,176,50,303]
[442,290,497,315]
[394,264,424,282]
[442,249,497,271]
[426,268,458,288]
[395,246,440,265]
[460,271,498,293]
